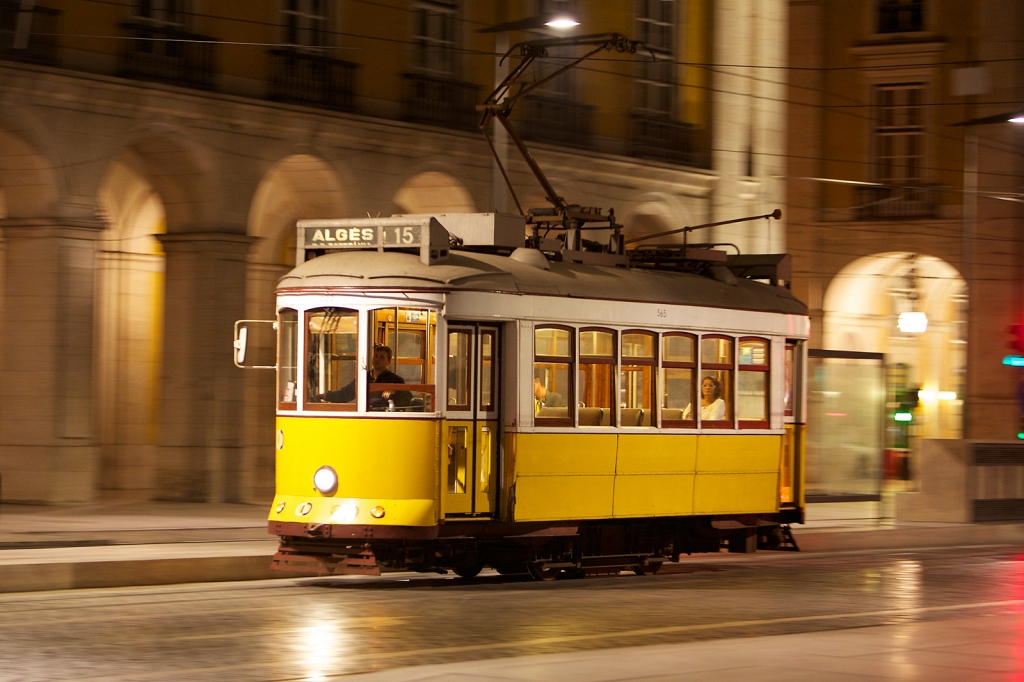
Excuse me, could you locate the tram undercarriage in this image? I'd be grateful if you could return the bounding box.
[269,515,799,581]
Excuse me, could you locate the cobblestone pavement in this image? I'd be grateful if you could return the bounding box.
[3,546,1024,681]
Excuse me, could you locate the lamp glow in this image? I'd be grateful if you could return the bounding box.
[1003,355,1024,367]
[894,411,913,423]
[313,466,338,495]
[330,502,359,524]
[897,311,928,333]
[1010,116,1024,124]
[937,391,957,401]
[545,16,579,28]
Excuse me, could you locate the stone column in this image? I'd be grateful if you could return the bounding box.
[0,219,103,503]
[155,232,255,502]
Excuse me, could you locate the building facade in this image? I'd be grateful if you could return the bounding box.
[0,0,788,503]
[788,0,1024,457]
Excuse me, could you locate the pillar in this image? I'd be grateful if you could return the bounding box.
[155,232,255,502]
[0,219,103,503]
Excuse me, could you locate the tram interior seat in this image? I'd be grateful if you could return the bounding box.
[537,407,569,419]
[662,408,684,422]
[621,408,644,427]
[578,407,603,426]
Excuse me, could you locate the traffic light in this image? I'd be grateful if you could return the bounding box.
[894,387,920,423]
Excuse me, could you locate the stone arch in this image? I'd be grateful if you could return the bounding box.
[0,110,63,218]
[823,252,967,439]
[242,153,349,501]
[393,171,475,214]
[94,160,167,495]
[623,193,695,245]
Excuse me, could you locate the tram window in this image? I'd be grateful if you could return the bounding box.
[369,307,436,412]
[784,343,795,417]
[480,330,496,413]
[620,331,656,427]
[579,328,616,426]
[447,330,471,410]
[738,338,770,428]
[662,333,695,428]
[278,308,298,409]
[305,308,359,411]
[697,336,733,427]
[534,326,574,426]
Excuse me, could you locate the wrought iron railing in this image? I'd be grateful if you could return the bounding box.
[269,49,358,112]
[854,184,939,220]
[0,0,58,66]
[401,73,480,131]
[519,95,594,150]
[118,21,217,90]
[630,115,711,169]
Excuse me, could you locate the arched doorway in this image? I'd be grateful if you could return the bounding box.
[244,154,348,501]
[95,160,167,496]
[394,171,475,214]
[823,252,967,440]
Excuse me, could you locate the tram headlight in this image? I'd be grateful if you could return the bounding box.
[313,466,338,495]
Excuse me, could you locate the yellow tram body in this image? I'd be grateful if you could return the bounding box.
[246,215,809,578]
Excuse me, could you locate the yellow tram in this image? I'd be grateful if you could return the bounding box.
[236,212,809,580]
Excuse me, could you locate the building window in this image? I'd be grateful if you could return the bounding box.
[280,0,331,49]
[874,84,925,184]
[634,0,675,117]
[413,1,458,77]
[135,0,189,26]
[878,0,923,34]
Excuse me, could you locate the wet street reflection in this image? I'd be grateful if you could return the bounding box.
[4,546,1024,681]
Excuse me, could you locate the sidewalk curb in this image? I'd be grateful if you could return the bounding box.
[793,523,1024,552]
[0,554,278,593]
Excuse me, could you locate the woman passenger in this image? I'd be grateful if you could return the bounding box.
[682,376,725,421]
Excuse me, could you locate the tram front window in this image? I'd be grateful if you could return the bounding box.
[306,308,359,410]
[278,308,298,409]
[369,307,436,412]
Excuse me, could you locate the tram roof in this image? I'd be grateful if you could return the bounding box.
[278,250,808,316]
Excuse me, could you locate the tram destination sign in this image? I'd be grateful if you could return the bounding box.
[296,217,451,266]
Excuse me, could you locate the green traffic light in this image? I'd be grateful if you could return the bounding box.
[894,412,913,423]
[1018,432,1024,440]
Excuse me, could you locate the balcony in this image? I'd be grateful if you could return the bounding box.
[519,95,594,150]
[854,184,939,220]
[0,0,58,66]
[401,73,480,131]
[118,21,217,90]
[630,115,711,169]
[269,49,358,112]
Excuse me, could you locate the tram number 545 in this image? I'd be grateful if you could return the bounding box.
[656,308,667,318]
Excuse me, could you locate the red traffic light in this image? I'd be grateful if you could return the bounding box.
[1011,325,1024,354]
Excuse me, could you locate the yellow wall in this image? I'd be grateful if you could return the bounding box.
[40,0,709,148]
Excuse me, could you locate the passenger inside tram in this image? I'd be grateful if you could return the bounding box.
[534,375,566,411]
[318,345,410,408]
[682,375,727,421]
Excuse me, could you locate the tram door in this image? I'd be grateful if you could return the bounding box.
[444,325,500,517]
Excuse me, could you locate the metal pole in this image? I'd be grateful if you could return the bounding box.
[491,30,509,214]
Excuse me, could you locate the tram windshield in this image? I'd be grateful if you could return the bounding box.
[306,308,359,410]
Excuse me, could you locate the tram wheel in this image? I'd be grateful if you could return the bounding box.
[452,562,483,579]
[527,562,562,581]
[632,560,663,576]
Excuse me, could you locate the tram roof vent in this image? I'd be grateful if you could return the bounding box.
[396,213,525,250]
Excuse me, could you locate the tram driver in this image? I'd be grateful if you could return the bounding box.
[318,345,411,409]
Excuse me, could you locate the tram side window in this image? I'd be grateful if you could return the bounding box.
[784,342,796,417]
[738,338,770,428]
[534,326,574,426]
[661,333,695,427]
[579,329,616,426]
[447,330,471,410]
[306,308,359,411]
[620,331,656,427]
[278,308,298,409]
[696,336,733,427]
[370,307,436,412]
